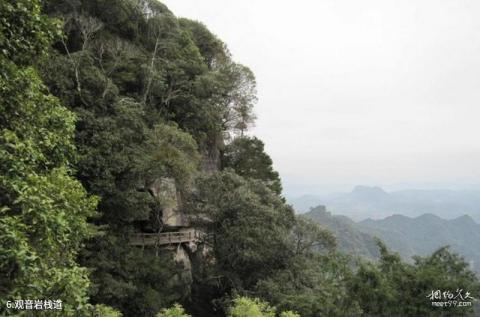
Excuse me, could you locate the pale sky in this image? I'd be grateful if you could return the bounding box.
[162,0,480,196]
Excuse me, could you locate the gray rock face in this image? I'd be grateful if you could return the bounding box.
[145,171,216,288]
[174,245,192,272]
[149,178,189,227]
[164,245,193,294]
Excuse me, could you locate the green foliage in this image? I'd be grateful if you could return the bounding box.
[0,0,60,65]
[73,98,154,224]
[156,304,191,317]
[39,0,258,314]
[136,123,200,190]
[228,297,275,317]
[185,171,364,317]
[15,1,477,317]
[40,0,258,223]
[292,216,336,254]
[279,312,301,317]
[348,260,396,316]
[256,254,361,317]
[222,137,282,194]
[252,217,357,317]
[187,171,295,291]
[0,0,97,315]
[179,19,228,69]
[227,297,301,317]
[83,237,190,316]
[72,106,200,314]
[348,241,480,317]
[251,217,360,317]
[92,304,123,317]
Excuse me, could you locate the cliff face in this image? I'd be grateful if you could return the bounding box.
[36,0,258,313]
[147,154,218,288]
[149,178,189,227]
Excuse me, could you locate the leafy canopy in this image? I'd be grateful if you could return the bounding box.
[222,136,282,194]
[0,0,98,315]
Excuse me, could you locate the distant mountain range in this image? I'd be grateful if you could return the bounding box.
[289,185,480,222]
[303,206,380,259]
[304,206,480,273]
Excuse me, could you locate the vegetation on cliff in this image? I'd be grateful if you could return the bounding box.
[1,0,479,316]
[0,0,98,314]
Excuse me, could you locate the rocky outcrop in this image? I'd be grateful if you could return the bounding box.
[148,177,189,227]
[144,177,214,292]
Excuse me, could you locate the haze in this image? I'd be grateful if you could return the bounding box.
[162,0,480,196]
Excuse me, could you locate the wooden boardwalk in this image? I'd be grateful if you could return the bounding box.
[129,229,204,246]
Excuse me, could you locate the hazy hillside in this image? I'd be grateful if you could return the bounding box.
[359,213,480,273]
[288,195,326,213]
[290,186,480,222]
[303,206,379,259]
[305,205,480,273]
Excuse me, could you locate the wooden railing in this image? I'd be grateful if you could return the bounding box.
[129,229,204,246]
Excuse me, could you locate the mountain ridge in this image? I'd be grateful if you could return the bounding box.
[304,205,480,273]
[290,186,480,222]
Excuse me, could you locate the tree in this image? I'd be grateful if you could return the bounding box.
[347,260,397,316]
[179,19,228,70]
[222,136,282,194]
[292,216,336,255]
[185,171,358,317]
[184,171,295,316]
[0,0,97,315]
[228,297,275,317]
[227,296,300,317]
[0,0,59,65]
[348,241,480,317]
[255,216,356,317]
[156,304,191,317]
[92,304,123,317]
[220,63,257,136]
[136,123,201,191]
[408,246,479,317]
[280,312,301,317]
[39,3,212,313]
[186,172,295,292]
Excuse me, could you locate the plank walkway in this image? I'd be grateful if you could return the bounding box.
[129,229,204,246]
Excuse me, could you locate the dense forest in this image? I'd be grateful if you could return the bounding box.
[1,0,479,316]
